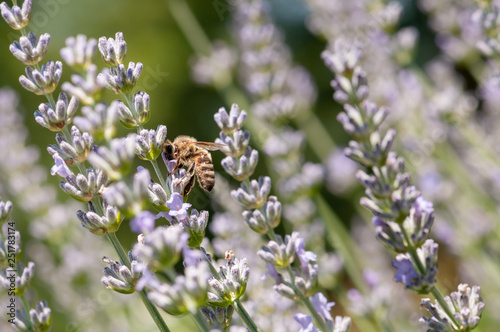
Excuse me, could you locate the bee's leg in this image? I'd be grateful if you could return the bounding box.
[177,163,196,196]
[168,161,183,176]
[183,171,196,196]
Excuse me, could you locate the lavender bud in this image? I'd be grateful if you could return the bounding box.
[0,262,34,296]
[101,168,150,217]
[207,256,250,307]
[337,101,388,140]
[74,103,118,141]
[231,176,271,209]
[216,129,250,158]
[258,232,298,267]
[115,100,137,128]
[101,256,142,294]
[265,196,281,228]
[184,209,209,248]
[221,147,259,181]
[372,217,407,253]
[20,61,62,95]
[98,62,143,94]
[60,34,97,71]
[135,125,167,161]
[145,262,210,315]
[10,32,50,66]
[214,104,247,134]
[134,91,150,125]
[0,229,21,265]
[132,225,187,271]
[87,134,136,181]
[0,0,32,30]
[0,200,13,224]
[29,300,51,332]
[98,32,127,66]
[62,64,104,106]
[393,239,438,294]
[344,129,397,167]
[242,209,268,234]
[420,284,484,331]
[34,93,78,132]
[60,167,108,202]
[77,201,123,235]
[47,127,94,164]
[147,181,169,212]
[275,283,297,300]
[201,306,234,329]
[322,40,362,75]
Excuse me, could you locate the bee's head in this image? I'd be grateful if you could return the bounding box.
[164,140,177,160]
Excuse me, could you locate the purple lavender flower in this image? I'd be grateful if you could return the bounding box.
[50,154,72,178]
[165,192,191,221]
[294,313,319,332]
[310,292,335,322]
[130,210,156,234]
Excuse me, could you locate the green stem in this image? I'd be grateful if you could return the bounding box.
[193,310,211,332]
[19,294,35,332]
[138,289,171,332]
[105,232,130,268]
[150,158,169,195]
[399,225,426,275]
[285,266,328,332]
[430,286,460,328]
[234,299,261,332]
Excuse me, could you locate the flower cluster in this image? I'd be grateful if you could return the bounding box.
[323,40,484,330]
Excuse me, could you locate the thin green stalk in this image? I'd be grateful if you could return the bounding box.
[399,226,426,275]
[105,232,130,268]
[234,299,261,332]
[193,310,211,332]
[284,265,328,332]
[150,158,169,194]
[19,293,35,332]
[138,289,172,332]
[430,286,460,328]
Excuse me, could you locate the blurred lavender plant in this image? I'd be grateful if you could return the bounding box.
[214,104,351,332]
[323,40,484,331]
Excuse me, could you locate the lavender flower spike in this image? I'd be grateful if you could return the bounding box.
[77,200,123,235]
[0,200,13,224]
[98,61,143,94]
[34,92,79,132]
[98,32,127,66]
[101,255,142,294]
[214,104,246,135]
[10,32,50,66]
[27,300,51,332]
[19,60,63,95]
[47,126,94,164]
[0,0,32,30]
[74,102,118,141]
[231,176,271,209]
[60,34,97,70]
[135,125,166,161]
[62,64,104,106]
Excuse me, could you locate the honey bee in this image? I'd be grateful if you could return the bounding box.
[164,135,225,196]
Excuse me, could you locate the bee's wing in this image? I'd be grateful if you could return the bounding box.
[190,141,226,151]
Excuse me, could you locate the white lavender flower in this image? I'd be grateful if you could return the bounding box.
[47,126,94,164]
[146,180,168,212]
[28,300,51,332]
[0,200,13,224]
[214,104,246,135]
[34,93,78,132]
[101,168,150,217]
[59,167,108,202]
[221,147,259,181]
[73,102,118,141]
[0,229,21,266]
[19,61,63,95]
[183,209,209,248]
[144,261,210,315]
[9,32,50,66]
[133,91,150,125]
[0,0,32,30]
[0,262,34,296]
[98,62,143,94]
[101,255,142,294]
[420,284,484,331]
[392,239,438,293]
[87,134,136,181]
[135,125,166,161]
[231,176,271,209]
[60,34,97,70]
[132,225,187,271]
[61,64,104,106]
[76,201,123,235]
[98,32,127,66]
[201,305,234,330]
[207,255,250,307]
[216,129,250,158]
[258,232,298,267]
